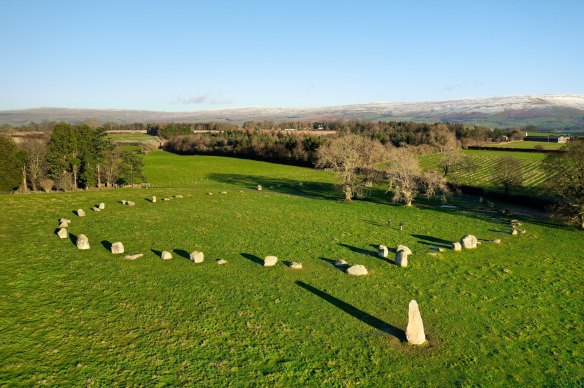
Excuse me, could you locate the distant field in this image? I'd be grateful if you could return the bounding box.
[107,132,160,144]
[480,141,565,150]
[419,150,552,193]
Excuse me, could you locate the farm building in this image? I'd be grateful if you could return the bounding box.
[524,135,570,143]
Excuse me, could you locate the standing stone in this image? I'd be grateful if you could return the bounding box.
[77,209,86,217]
[334,259,349,267]
[289,262,303,269]
[152,196,157,203]
[378,245,389,258]
[395,250,409,267]
[396,245,412,255]
[257,185,263,191]
[57,228,68,239]
[59,220,70,228]
[98,203,105,210]
[122,200,128,205]
[111,242,124,254]
[460,234,478,249]
[127,201,135,206]
[175,195,183,199]
[346,264,368,276]
[190,251,204,263]
[76,234,90,250]
[452,242,462,251]
[161,251,172,260]
[406,300,426,345]
[264,256,278,267]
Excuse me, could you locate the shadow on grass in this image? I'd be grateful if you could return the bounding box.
[296,281,406,341]
[319,257,348,272]
[173,249,190,260]
[240,253,263,266]
[101,240,112,251]
[150,248,162,257]
[367,244,396,264]
[338,243,377,257]
[68,232,78,246]
[411,234,451,248]
[488,229,511,235]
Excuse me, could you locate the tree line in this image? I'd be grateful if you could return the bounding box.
[0,123,145,193]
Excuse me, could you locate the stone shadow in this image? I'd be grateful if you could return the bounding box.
[101,240,112,251]
[173,249,190,260]
[295,281,406,342]
[319,257,348,273]
[338,243,377,257]
[68,232,78,246]
[410,234,452,249]
[150,248,162,257]
[240,253,263,266]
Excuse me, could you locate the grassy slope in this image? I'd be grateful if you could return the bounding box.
[0,152,582,385]
[480,141,565,150]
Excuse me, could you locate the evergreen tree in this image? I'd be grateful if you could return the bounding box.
[0,135,24,192]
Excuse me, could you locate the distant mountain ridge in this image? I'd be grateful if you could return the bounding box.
[2,94,584,130]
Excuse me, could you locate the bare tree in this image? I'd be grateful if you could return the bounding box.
[492,156,523,196]
[20,139,47,192]
[316,135,386,201]
[385,148,448,206]
[438,151,474,180]
[542,140,584,229]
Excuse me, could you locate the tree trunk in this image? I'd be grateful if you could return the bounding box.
[344,185,352,202]
[22,166,28,193]
[72,166,78,189]
[405,199,413,207]
[97,165,101,188]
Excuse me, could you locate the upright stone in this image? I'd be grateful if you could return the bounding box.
[378,245,389,258]
[152,196,157,203]
[395,250,409,267]
[396,245,412,255]
[76,234,90,250]
[452,242,462,251]
[264,256,278,266]
[257,185,263,191]
[127,201,135,206]
[460,234,478,249]
[111,242,124,254]
[57,228,68,239]
[98,203,105,210]
[161,251,172,260]
[190,251,204,263]
[406,300,426,345]
[77,209,86,217]
[59,220,70,228]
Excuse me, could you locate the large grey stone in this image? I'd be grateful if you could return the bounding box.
[190,251,204,263]
[76,234,90,250]
[346,264,368,276]
[395,250,409,267]
[57,228,68,239]
[111,242,124,254]
[264,256,278,267]
[77,209,86,217]
[161,251,172,260]
[378,245,389,258]
[406,300,426,345]
[127,201,135,207]
[460,234,478,249]
[397,245,412,255]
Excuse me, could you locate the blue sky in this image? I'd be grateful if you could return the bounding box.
[1,0,583,111]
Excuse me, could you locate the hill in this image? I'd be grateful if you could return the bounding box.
[1,94,584,130]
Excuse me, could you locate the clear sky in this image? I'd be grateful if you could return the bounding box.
[1,0,583,111]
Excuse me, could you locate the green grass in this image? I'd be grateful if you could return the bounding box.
[480,141,565,150]
[419,150,552,193]
[107,133,159,144]
[1,151,582,385]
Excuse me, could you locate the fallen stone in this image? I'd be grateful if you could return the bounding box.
[124,253,143,260]
[92,207,101,212]
[511,229,518,235]
[57,228,68,239]
[59,218,71,224]
[152,196,157,203]
[395,250,409,267]
[98,203,105,210]
[163,197,171,201]
[346,264,368,276]
[239,190,244,193]
[111,242,124,254]
[289,262,303,269]
[378,245,389,258]
[452,242,462,251]
[397,245,412,255]
[334,259,349,267]
[161,251,172,260]
[492,239,501,244]
[175,195,183,199]
[427,252,438,257]
[76,234,90,250]
[221,191,227,194]
[264,256,278,266]
[216,259,227,265]
[189,251,204,263]
[127,201,135,206]
[59,221,70,228]
[77,209,85,217]
[406,300,426,345]
[460,234,478,249]
[207,192,213,196]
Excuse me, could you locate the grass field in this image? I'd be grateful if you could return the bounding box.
[1,151,582,385]
[107,132,160,144]
[419,150,552,193]
[479,141,565,150]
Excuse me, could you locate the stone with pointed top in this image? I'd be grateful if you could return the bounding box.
[77,209,85,217]
[406,300,426,345]
[76,234,90,250]
[57,228,68,239]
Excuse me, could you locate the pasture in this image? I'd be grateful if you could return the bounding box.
[480,141,565,150]
[1,152,582,385]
